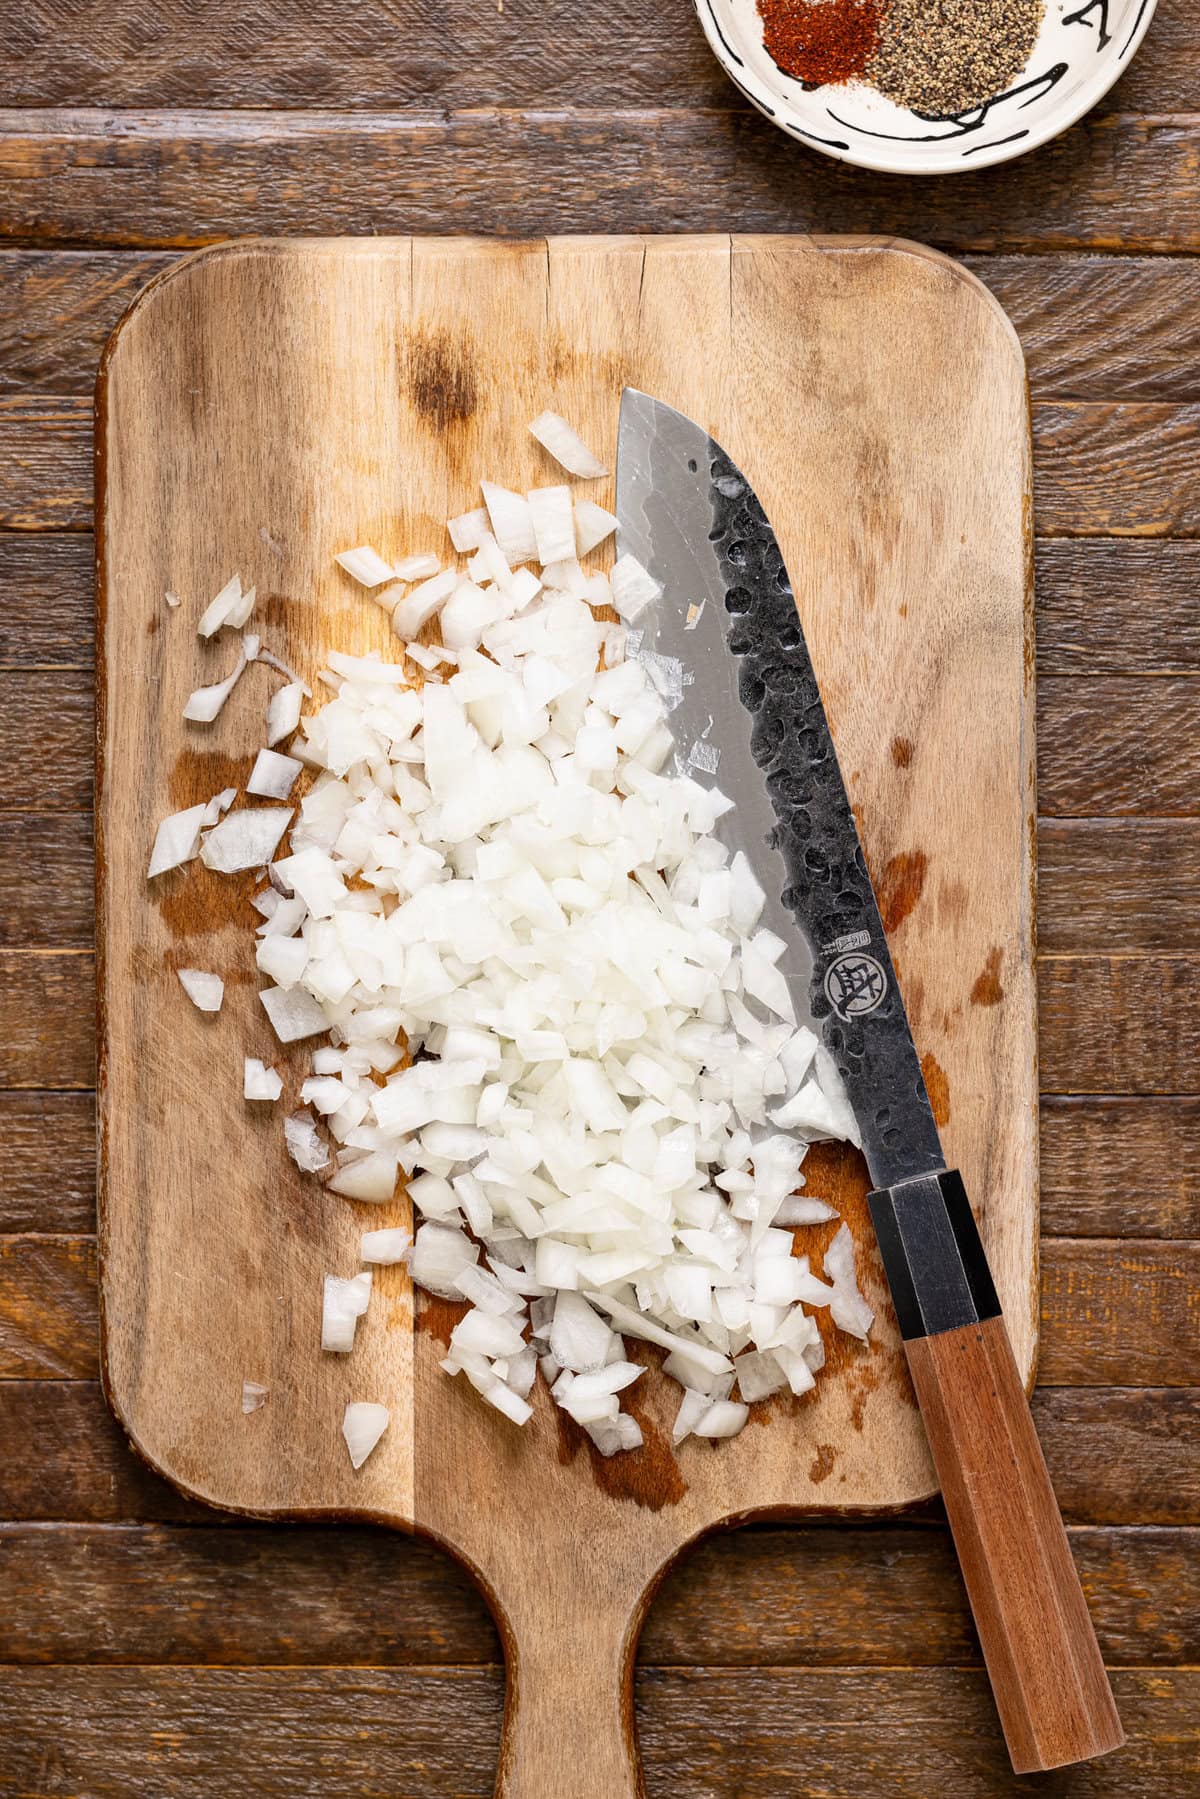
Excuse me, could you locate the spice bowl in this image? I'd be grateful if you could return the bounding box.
[695,0,1157,174]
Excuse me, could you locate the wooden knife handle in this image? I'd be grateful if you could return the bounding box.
[872,1171,1125,1773]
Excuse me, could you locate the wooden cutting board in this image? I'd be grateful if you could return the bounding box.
[97,235,1036,1798]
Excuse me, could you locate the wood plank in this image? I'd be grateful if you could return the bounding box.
[0,532,94,667]
[1038,677,1200,817]
[0,0,1192,112]
[1039,956,1200,1093]
[1041,1097,1200,1240]
[1036,540,1200,674]
[1038,820,1200,953]
[6,948,1198,1096]
[0,673,92,807]
[12,814,1200,956]
[0,250,173,392]
[5,1382,1190,1527]
[0,394,91,529]
[6,534,1200,678]
[8,395,1200,537]
[0,1093,95,1233]
[0,814,92,947]
[0,1234,96,1378]
[0,1520,1191,1670]
[2,1233,1192,1385]
[8,1091,1199,1242]
[964,254,1200,404]
[0,1665,1190,1797]
[1035,402,1200,537]
[1039,1239,1200,1387]
[6,250,1200,404]
[0,111,1199,254]
[636,1668,1198,1798]
[0,951,94,1088]
[7,671,1200,832]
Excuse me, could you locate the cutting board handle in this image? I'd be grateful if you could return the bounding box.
[492,1582,645,1799]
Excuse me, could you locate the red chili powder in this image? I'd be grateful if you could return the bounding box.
[757,0,884,87]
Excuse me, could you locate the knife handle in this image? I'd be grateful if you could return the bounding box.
[869,1171,1124,1774]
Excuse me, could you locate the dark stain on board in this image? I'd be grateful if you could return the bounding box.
[809,1443,838,1484]
[920,1052,951,1127]
[970,946,1005,1007]
[938,878,969,927]
[890,736,914,769]
[553,1352,687,1512]
[877,849,928,934]
[415,1292,461,1350]
[406,331,479,434]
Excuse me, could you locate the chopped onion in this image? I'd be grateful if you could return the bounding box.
[360,1227,411,1264]
[200,806,292,873]
[198,573,255,638]
[322,1272,372,1353]
[392,552,441,582]
[247,748,302,800]
[448,508,490,553]
[574,499,618,556]
[610,554,662,622]
[260,984,328,1043]
[343,1400,389,1467]
[286,1109,329,1173]
[148,803,206,877]
[184,650,247,723]
[481,482,537,562]
[165,590,182,610]
[177,968,224,1012]
[241,1380,268,1413]
[201,787,237,827]
[527,486,575,566]
[244,1057,283,1101]
[336,546,395,588]
[528,410,607,479]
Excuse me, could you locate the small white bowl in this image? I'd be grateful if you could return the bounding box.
[694,0,1158,174]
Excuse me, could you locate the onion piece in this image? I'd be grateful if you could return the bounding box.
[199,806,292,873]
[610,554,662,622]
[247,748,303,800]
[201,787,237,827]
[392,552,441,582]
[528,410,607,479]
[360,1227,411,1264]
[285,1109,329,1173]
[241,1380,269,1414]
[693,1398,749,1439]
[148,803,206,878]
[574,499,618,556]
[481,482,537,562]
[335,546,395,588]
[184,650,247,723]
[165,590,182,610]
[244,1057,283,1101]
[448,508,490,553]
[177,968,224,1012]
[198,573,255,638]
[343,1400,389,1467]
[527,486,575,566]
[260,984,329,1043]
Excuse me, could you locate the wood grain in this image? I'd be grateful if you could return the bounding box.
[95,234,1038,1798]
[1039,957,1200,1093]
[0,1520,1192,1670]
[1,112,1199,254]
[6,1090,1199,1241]
[9,394,1200,537]
[7,250,1200,403]
[904,1316,1123,1772]
[1041,1098,1200,1239]
[0,1234,96,1378]
[14,814,1200,956]
[0,1094,95,1232]
[0,0,1191,111]
[0,1666,1192,1798]
[9,533,1200,679]
[5,1383,1192,1528]
[14,947,1200,1096]
[7,1235,1193,1385]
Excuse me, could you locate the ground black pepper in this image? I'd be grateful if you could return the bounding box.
[867,0,1044,115]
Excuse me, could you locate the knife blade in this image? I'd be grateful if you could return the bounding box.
[615,387,1124,1776]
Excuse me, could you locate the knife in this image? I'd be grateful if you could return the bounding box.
[615,388,1124,1776]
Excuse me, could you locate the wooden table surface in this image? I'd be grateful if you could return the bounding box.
[1,4,1198,1794]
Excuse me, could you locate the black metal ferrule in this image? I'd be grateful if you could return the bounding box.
[868,1168,1002,1342]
